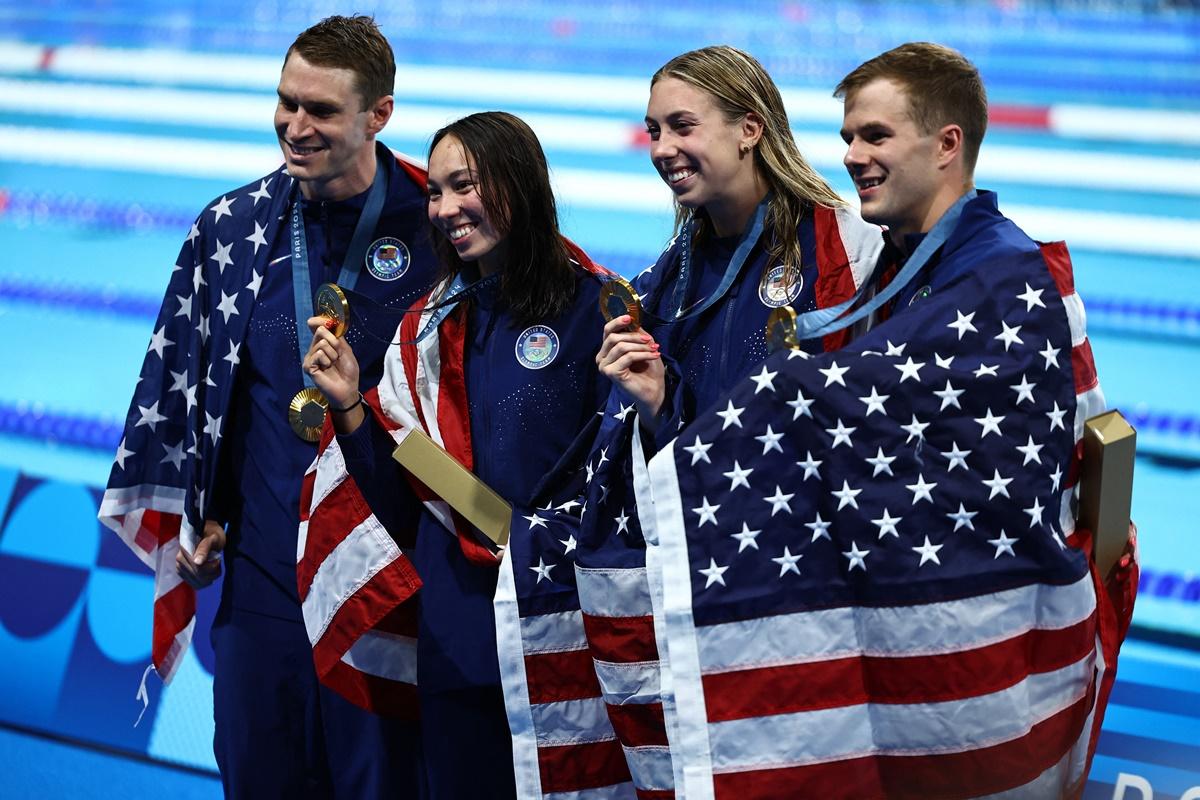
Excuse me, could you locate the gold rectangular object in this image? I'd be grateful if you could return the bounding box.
[1078,410,1136,578]
[391,427,512,548]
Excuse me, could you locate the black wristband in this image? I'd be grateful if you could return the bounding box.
[329,392,364,414]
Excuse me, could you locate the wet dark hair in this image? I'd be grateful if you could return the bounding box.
[428,112,576,326]
[286,15,395,110]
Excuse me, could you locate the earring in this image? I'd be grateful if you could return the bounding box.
[740,143,752,155]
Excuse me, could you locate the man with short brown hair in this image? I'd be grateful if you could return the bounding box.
[100,15,435,798]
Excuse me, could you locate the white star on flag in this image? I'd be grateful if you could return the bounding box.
[731,523,762,552]
[805,512,831,542]
[843,542,870,572]
[983,469,1014,499]
[995,321,1024,351]
[210,194,235,223]
[216,290,240,323]
[859,386,889,416]
[716,401,745,430]
[975,408,1005,438]
[1017,283,1046,311]
[947,309,978,339]
[750,365,778,393]
[755,425,784,454]
[787,388,815,419]
[912,536,944,566]
[826,419,856,449]
[989,530,1018,558]
[906,474,937,504]
[1016,435,1044,465]
[941,442,972,472]
[1010,374,1036,405]
[818,360,849,387]
[114,438,134,470]
[946,503,978,532]
[722,461,754,491]
[136,401,168,432]
[699,558,729,588]
[245,221,269,255]
[763,486,795,516]
[249,178,272,205]
[683,436,713,465]
[147,326,174,359]
[1040,340,1061,369]
[692,497,720,527]
[831,480,862,510]
[894,356,925,383]
[161,441,186,470]
[866,447,896,477]
[796,451,822,480]
[529,558,555,583]
[210,240,234,273]
[871,509,902,539]
[771,547,803,577]
[934,380,964,410]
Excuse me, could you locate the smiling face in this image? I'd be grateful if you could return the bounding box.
[645,77,764,236]
[426,134,507,275]
[840,78,954,243]
[274,52,392,201]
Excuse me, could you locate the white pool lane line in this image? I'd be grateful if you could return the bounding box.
[2,41,1199,146]
[1,124,1193,260]
[2,78,1199,198]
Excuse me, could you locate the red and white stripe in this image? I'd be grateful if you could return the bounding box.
[299,275,499,714]
[495,555,638,799]
[640,240,1132,799]
[99,484,194,684]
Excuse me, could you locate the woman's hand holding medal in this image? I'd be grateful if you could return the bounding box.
[304,316,365,434]
[596,313,666,433]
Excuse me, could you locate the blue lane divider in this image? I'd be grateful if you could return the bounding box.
[2,255,1197,342]
[0,402,124,453]
[0,277,163,319]
[0,188,194,232]
[2,398,1197,457]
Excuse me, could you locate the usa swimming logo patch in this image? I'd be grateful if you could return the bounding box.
[515,325,559,369]
[759,263,803,307]
[366,237,411,281]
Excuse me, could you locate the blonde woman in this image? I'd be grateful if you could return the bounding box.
[598,45,881,440]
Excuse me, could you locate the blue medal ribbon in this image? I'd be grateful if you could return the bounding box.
[411,271,501,343]
[290,153,388,388]
[669,196,770,321]
[793,189,977,340]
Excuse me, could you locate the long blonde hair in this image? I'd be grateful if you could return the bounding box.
[652,46,845,268]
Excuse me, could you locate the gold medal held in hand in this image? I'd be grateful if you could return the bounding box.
[315,283,350,338]
[765,305,800,354]
[599,275,643,328]
[289,387,329,442]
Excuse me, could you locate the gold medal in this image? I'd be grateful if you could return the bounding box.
[765,305,800,354]
[314,283,350,338]
[289,387,329,442]
[598,275,643,328]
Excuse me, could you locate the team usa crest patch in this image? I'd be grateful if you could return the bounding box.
[515,325,559,369]
[366,237,411,281]
[758,263,803,307]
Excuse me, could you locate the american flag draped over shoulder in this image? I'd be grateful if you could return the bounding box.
[301,241,611,718]
[640,237,1128,799]
[98,166,296,684]
[493,207,884,799]
[298,281,494,716]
